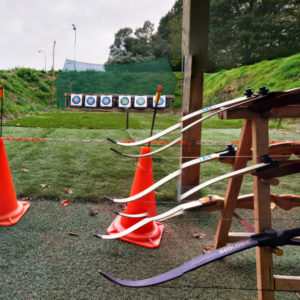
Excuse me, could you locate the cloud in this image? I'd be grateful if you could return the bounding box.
[0,0,175,70]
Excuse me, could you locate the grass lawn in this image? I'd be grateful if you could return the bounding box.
[0,111,299,299]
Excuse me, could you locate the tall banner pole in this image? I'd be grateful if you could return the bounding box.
[0,82,4,138]
[148,85,162,147]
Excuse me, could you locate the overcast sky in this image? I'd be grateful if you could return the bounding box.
[0,0,176,70]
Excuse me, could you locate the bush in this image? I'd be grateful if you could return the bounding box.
[16,68,40,84]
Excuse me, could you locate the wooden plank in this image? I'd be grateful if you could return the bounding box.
[252,118,275,300]
[219,108,261,119]
[262,105,300,118]
[274,275,300,291]
[179,0,210,199]
[219,106,300,119]
[214,119,252,248]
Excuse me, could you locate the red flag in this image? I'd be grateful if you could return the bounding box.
[0,83,3,99]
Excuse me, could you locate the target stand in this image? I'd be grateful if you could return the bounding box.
[213,88,300,300]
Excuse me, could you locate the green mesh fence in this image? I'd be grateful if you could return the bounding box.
[56,57,178,108]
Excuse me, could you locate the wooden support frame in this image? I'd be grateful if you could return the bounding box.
[179,0,210,198]
[214,104,300,299]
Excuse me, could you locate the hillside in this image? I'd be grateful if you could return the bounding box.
[174,52,300,107]
[0,68,58,118]
[0,53,299,117]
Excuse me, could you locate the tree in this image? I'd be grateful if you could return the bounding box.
[106,21,155,65]
[208,0,300,70]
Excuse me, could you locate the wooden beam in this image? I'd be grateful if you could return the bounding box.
[274,275,300,291]
[179,0,210,199]
[252,118,275,300]
[214,119,252,248]
[219,105,300,119]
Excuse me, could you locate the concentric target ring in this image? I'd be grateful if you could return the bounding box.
[136,97,146,106]
[72,96,81,104]
[102,97,111,105]
[120,97,130,106]
[86,97,96,105]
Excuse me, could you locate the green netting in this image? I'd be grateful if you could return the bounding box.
[56,57,177,108]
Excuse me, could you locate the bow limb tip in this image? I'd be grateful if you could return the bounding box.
[107,138,117,144]
[99,269,119,284]
[110,147,124,156]
[93,234,103,239]
[104,196,114,202]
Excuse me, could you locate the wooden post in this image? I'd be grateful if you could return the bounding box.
[179,0,210,199]
[214,119,252,248]
[252,118,275,300]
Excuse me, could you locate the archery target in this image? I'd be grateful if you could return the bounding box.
[152,95,166,108]
[100,95,113,107]
[118,96,131,108]
[134,96,147,108]
[85,95,97,108]
[70,94,83,107]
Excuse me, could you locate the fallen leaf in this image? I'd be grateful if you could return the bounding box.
[270,202,276,210]
[68,232,79,237]
[295,293,300,299]
[21,196,32,201]
[89,209,98,216]
[65,189,73,194]
[22,169,29,173]
[203,245,214,254]
[193,232,207,239]
[118,203,127,210]
[40,184,51,189]
[60,199,71,207]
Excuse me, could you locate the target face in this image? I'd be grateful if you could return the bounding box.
[71,94,83,107]
[85,95,97,108]
[134,96,147,108]
[118,95,131,108]
[152,95,166,108]
[100,95,112,107]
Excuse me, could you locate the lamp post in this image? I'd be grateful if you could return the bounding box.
[38,50,47,71]
[52,40,56,102]
[72,24,77,70]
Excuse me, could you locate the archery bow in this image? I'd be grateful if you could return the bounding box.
[108,160,268,204]
[109,94,258,157]
[105,145,236,203]
[96,192,300,240]
[107,90,260,148]
[106,143,299,203]
[109,88,299,158]
[99,227,300,287]
[96,159,299,240]
[96,159,273,240]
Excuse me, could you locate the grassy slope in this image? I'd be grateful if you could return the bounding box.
[0,68,58,117]
[174,52,300,107]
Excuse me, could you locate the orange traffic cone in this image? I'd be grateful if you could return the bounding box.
[0,138,30,226]
[107,146,164,248]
